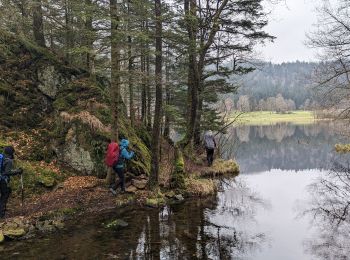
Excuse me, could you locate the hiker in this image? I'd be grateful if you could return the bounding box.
[0,146,23,218]
[204,130,216,166]
[110,139,134,195]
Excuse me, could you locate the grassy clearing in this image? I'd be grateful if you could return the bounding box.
[232,111,320,126]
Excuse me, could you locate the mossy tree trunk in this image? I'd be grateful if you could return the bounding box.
[150,0,162,190]
[32,0,45,47]
[170,146,186,189]
[110,0,121,141]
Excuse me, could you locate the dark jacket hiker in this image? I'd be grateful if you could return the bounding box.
[204,130,216,166]
[0,146,23,218]
[110,139,134,194]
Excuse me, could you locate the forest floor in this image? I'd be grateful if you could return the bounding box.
[232,110,324,125]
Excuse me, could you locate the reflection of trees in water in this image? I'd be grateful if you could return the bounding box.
[304,156,350,259]
[133,180,267,259]
[204,180,268,259]
[236,126,250,143]
[225,123,345,172]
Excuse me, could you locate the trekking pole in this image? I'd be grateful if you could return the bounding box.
[20,174,24,208]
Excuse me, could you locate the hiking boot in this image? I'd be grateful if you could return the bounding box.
[109,188,117,196]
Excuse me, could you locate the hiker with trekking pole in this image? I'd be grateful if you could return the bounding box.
[105,139,134,195]
[0,146,24,218]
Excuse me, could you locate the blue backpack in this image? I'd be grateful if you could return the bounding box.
[0,154,3,174]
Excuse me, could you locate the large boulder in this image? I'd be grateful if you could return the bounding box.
[37,65,68,98]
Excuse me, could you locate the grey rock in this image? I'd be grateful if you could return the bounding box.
[37,66,67,98]
[174,194,184,201]
[132,179,148,189]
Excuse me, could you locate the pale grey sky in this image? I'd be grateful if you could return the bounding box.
[258,0,321,63]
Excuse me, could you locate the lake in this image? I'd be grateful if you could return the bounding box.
[3,122,350,259]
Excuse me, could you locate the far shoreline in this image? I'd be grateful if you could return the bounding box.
[231,110,331,126]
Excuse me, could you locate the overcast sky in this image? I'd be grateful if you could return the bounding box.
[258,0,321,63]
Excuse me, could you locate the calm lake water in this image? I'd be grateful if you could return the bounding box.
[3,122,350,259]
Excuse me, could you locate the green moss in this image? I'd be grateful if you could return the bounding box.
[104,219,128,230]
[146,197,166,208]
[201,159,239,177]
[170,147,186,189]
[115,194,135,207]
[39,207,80,221]
[0,138,9,150]
[184,177,217,197]
[11,161,65,196]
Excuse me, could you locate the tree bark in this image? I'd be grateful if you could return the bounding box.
[32,0,45,47]
[110,0,121,141]
[64,0,73,61]
[150,0,162,189]
[163,46,170,139]
[84,0,95,75]
[141,34,147,124]
[128,0,135,126]
[184,0,199,147]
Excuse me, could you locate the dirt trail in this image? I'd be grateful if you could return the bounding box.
[6,176,121,218]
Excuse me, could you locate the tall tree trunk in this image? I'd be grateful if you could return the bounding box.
[184,0,199,147]
[110,0,121,141]
[32,0,45,47]
[194,87,202,145]
[150,0,162,189]
[64,0,73,62]
[141,35,147,124]
[146,39,152,130]
[128,0,135,126]
[163,46,170,139]
[84,0,95,75]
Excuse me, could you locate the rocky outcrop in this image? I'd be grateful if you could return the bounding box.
[37,65,68,99]
[0,30,151,178]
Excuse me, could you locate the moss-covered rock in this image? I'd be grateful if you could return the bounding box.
[3,228,26,239]
[11,160,64,195]
[0,29,152,179]
[104,219,128,230]
[37,175,56,188]
[145,197,166,208]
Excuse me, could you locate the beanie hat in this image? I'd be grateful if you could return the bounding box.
[4,146,15,159]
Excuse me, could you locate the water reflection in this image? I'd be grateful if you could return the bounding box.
[132,180,267,259]
[304,155,350,260]
[222,122,346,172]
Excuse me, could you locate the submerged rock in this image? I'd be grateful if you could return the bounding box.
[104,219,128,230]
[36,220,56,233]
